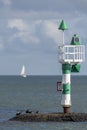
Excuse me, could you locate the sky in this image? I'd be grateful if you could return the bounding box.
[0,0,87,75]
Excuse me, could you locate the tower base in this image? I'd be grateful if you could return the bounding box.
[63,107,70,113]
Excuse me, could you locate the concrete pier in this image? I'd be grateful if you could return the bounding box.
[9,112,87,122]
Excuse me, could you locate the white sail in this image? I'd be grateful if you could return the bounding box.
[20,65,27,78]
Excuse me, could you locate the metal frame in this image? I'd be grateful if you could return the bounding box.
[58,45,85,63]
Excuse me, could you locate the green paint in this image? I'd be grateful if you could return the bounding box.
[62,64,71,94]
[59,20,68,30]
[63,83,71,94]
[62,63,71,74]
[71,34,81,45]
[71,64,80,72]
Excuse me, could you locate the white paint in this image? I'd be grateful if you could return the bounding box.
[62,74,71,84]
[61,94,71,106]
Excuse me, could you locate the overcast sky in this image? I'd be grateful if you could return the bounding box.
[0,0,87,75]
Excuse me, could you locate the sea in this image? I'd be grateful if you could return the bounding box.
[0,75,87,130]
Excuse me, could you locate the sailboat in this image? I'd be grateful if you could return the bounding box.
[20,65,27,78]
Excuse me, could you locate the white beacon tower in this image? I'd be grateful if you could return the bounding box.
[58,20,85,113]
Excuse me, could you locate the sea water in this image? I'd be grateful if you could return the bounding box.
[0,75,87,130]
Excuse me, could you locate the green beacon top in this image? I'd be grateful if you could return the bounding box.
[71,34,81,45]
[58,20,68,31]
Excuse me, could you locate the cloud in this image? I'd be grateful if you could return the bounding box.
[5,17,87,54]
[7,18,40,44]
[43,20,59,45]
[0,0,11,6]
[0,36,4,50]
[8,19,28,31]
[9,0,76,12]
[6,19,61,54]
[8,0,87,17]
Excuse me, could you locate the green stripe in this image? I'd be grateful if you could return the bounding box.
[62,63,71,74]
[62,83,71,94]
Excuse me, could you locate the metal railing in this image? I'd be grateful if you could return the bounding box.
[58,45,85,63]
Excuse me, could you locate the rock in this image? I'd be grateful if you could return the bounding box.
[9,112,87,122]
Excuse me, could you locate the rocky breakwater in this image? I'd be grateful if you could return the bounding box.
[9,112,87,122]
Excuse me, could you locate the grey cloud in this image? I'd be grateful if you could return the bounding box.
[10,0,83,13]
[0,0,87,20]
